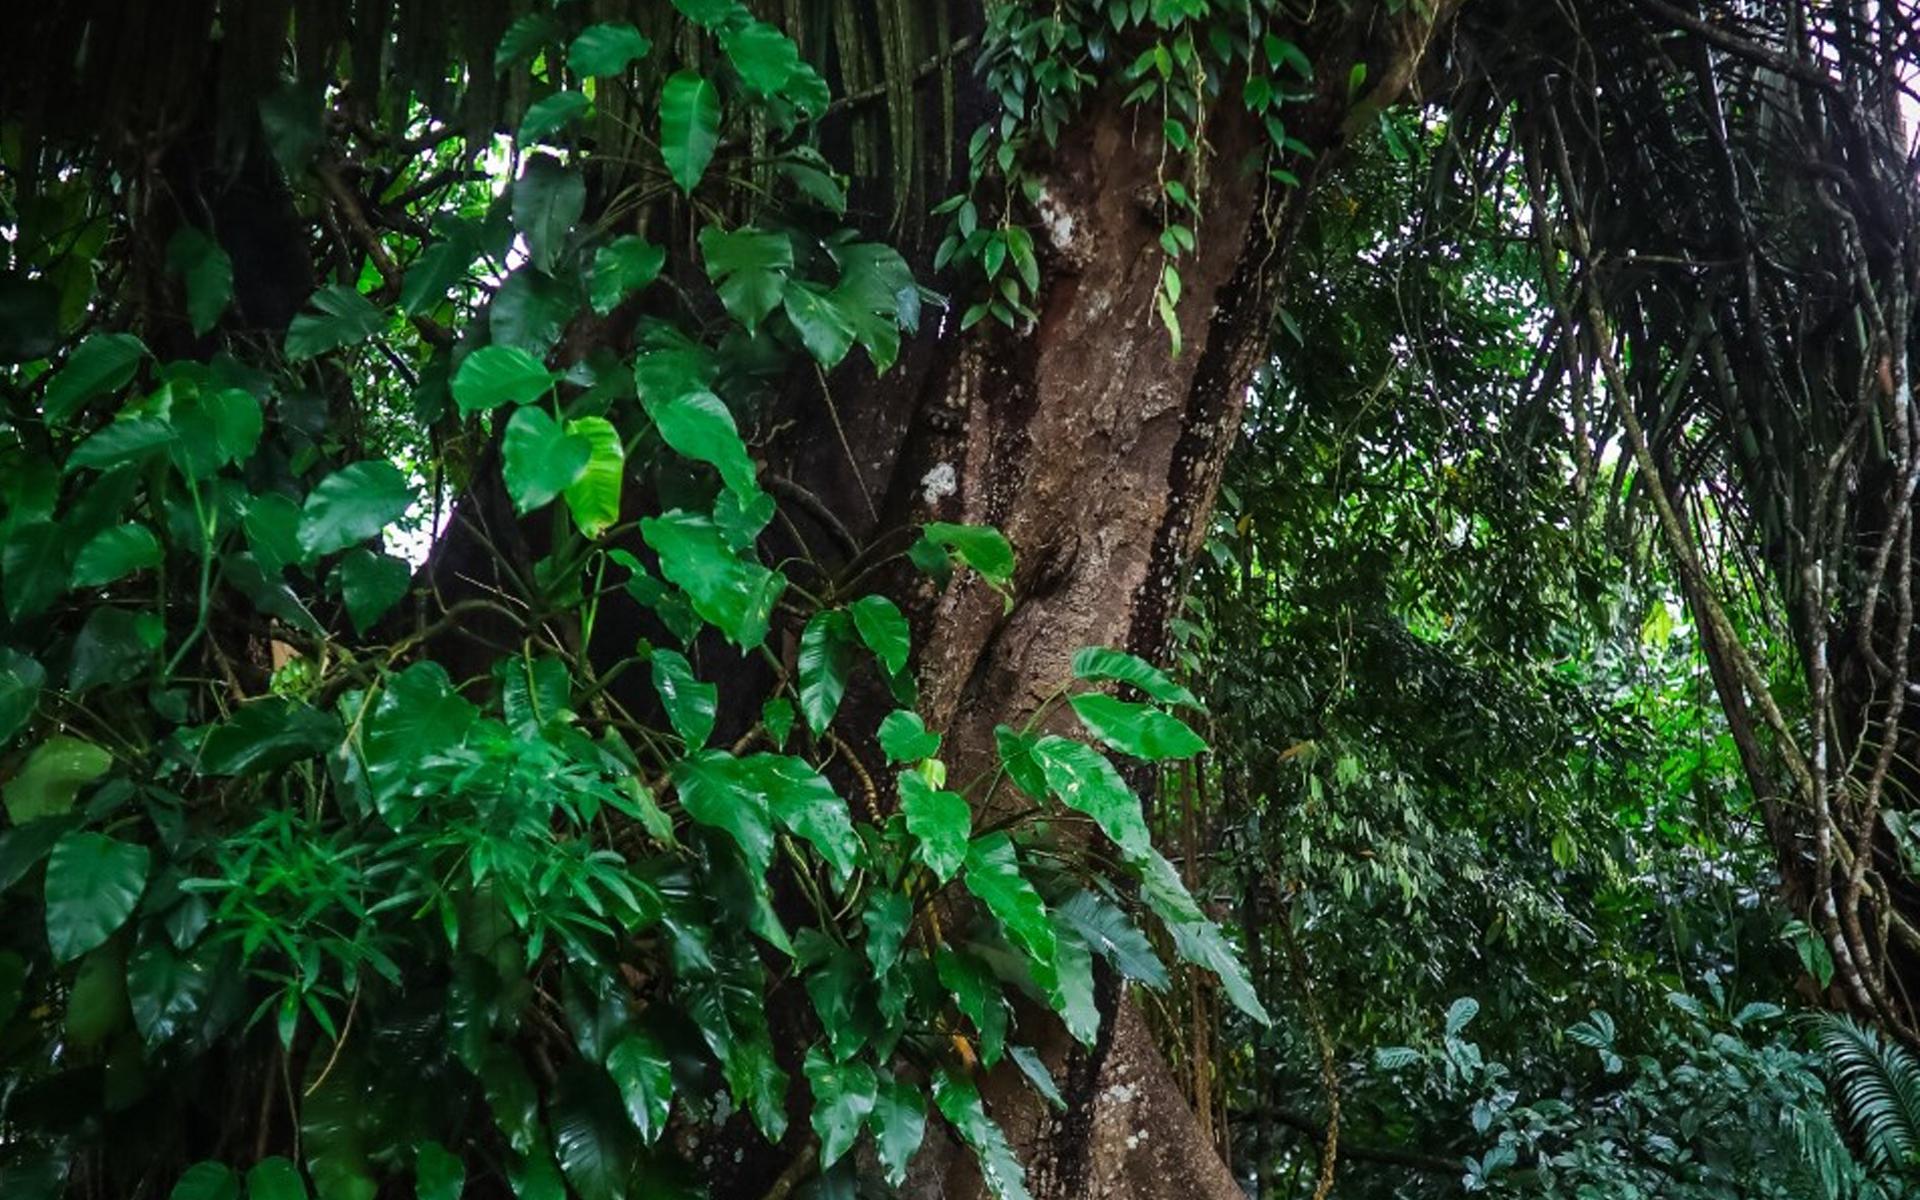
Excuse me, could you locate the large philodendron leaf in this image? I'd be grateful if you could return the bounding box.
[451,346,554,413]
[502,407,591,514]
[660,71,721,193]
[297,462,415,561]
[805,1047,877,1169]
[699,227,793,334]
[45,831,149,962]
[639,511,785,649]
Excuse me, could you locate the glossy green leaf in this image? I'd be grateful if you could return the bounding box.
[70,524,161,587]
[869,1072,927,1186]
[659,71,720,193]
[1045,916,1099,1044]
[551,1064,639,1200]
[167,228,234,336]
[1009,1045,1065,1109]
[1056,889,1167,991]
[297,461,414,560]
[923,522,1015,587]
[1167,918,1270,1025]
[490,267,575,356]
[519,90,591,144]
[2,521,67,618]
[932,1069,1031,1200]
[744,753,860,881]
[0,648,45,747]
[4,735,111,823]
[590,236,666,315]
[513,154,585,275]
[67,606,159,692]
[569,23,652,76]
[336,548,410,634]
[452,346,554,413]
[993,726,1048,799]
[699,227,793,334]
[65,417,173,474]
[963,834,1055,982]
[563,416,625,537]
[0,814,79,893]
[1070,646,1202,710]
[414,1142,464,1200]
[605,1031,674,1144]
[45,831,149,962]
[285,286,385,360]
[127,937,215,1045]
[245,1157,308,1200]
[805,1046,877,1169]
[1068,693,1207,760]
[878,711,940,763]
[198,699,342,776]
[495,12,562,72]
[782,280,857,368]
[399,226,479,316]
[936,947,1007,1065]
[650,648,716,748]
[1028,735,1153,856]
[170,1162,240,1200]
[640,511,784,649]
[900,772,969,882]
[43,333,146,426]
[798,609,854,735]
[503,406,591,514]
[721,20,805,96]
[673,751,775,874]
[644,390,758,497]
[850,594,911,675]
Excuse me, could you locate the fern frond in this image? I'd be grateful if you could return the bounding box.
[1813,1013,1920,1174]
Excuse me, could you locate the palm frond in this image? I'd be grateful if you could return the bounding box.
[1813,1012,1920,1174]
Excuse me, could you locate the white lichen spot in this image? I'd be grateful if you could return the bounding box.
[1036,186,1076,250]
[1126,1133,1141,1150]
[920,461,958,505]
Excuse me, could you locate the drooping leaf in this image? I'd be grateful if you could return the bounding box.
[1044,915,1099,1044]
[569,23,652,77]
[336,549,410,634]
[550,1063,639,1200]
[743,753,860,881]
[71,524,162,587]
[1068,693,1207,760]
[782,280,857,368]
[45,832,149,962]
[297,461,414,560]
[659,72,721,193]
[127,937,217,1046]
[563,416,625,538]
[640,511,784,649]
[805,1046,877,1169]
[650,648,716,748]
[495,12,563,72]
[198,699,342,777]
[932,1069,1031,1200]
[590,236,666,315]
[869,1072,927,1187]
[452,346,554,413]
[672,751,775,875]
[798,610,855,735]
[605,1031,674,1144]
[1008,1045,1065,1109]
[699,227,793,334]
[519,91,592,144]
[899,772,969,882]
[936,947,1008,1066]
[43,334,146,426]
[513,154,586,275]
[1028,735,1153,857]
[502,407,591,514]
[962,834,1056,981]
[3,735,111,823]
[167,228,234,336]
[1167,918,1270,1025]
[644,390,758,497]
[850,594,911,675]
[1056,889,1167,991]
[1070,646,1203,710]
[285,286,386,360]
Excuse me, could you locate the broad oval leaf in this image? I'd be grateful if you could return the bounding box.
[590,236,666,315]
[1067,693,1207,760]
[804,1047,877,1169]
[43,334,146,426]
[644,390,758,497]
[170,1162,240,1200]
[296,461,414,561]
[502,407,591,515]
[3,735,111,824]
[451,346,554,413]
[45,831,149,962]
[568,23,651,77]
[850,594,911,675]
[899,772,969,882]
[284,285,385,361]
[659,71,720,194]
[512,154,586,275]
[245,1158,308,1200]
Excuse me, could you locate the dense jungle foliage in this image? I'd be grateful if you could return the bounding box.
[1,1,1918,1199]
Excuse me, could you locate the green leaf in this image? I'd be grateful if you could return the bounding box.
[782,280,857,368]
[203,386,264,465]
[513,154,586,275]
[1070,646,1202,709]
[900,772,969,882]
[650,648,716,748]
[297,461,414,560]
[590,236,666,315]
[640,511,785,649]
[644,390,758,497]
[963,834,1055,981]
[1028,735,1152,856]
[285,286,385,360]
[336,549,410,634]
[399,226,479,316]
[669,0,735,28]
[721,20,805,96]
[64,941,127,1048]
[246,1158,309,1200]
[1056,889,1167,991]
[723,1034,789,1142]
[805,1047,877,1169]
[0,275,58,363]
[605,1031,674,1144]
[127,937,216,1045]
[878,711,940,764]
[496,12,563,72]
[1008,1045,1065,1109]
[4,735,111,823]
[1068,693,1207,760]
[699,227,793,334]
[863,890,912,974]
[2,521,68,619]
[659,71,721,194]
[259,81,324,176]
[744,753,860,881]
[67,607,158,692]
[170,1162,240,1200]
[551,1064,640,1200]
[673,751,775,874]
[936,947,1008,1065]
[1167,918,1269,1025]
[502,407,591,514]
[932,1069,1031,1200]
[65,417,173,474]
[452,346,554,413]
[1045,916,1099,1044]
[0,814,79,893]
[520,90,592,144]
[869,1073,927,1187]
[167,228,233,336]
[45,831,149,962]
[71,523,162,587]
[798,610,855,735]
[850,594,911,675]
[199,699,342,776]
[0,648,45,747]
[43,334,145,426]
[489,267,576,357]
[414,1143,464,1200]
[923,522,1015,587]
[563,416,625,538]
[569,23,652,76]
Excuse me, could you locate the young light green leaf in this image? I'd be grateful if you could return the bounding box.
[562,416,625,538]
[45,831,149,962]
[1068,693,1207,760]
[569,23,652,77]
[3,735,111,823]
[43,334,146,426]
[451,345,554,413]
[502,407,591,514]
[900,772,969,882]
[660,71,720,194]
[650,648,716,748]
[284,285,385,360]
[806,1047,877,1169]
[590,236,666,315]
[296,461,414,560]
[699,227,793,334]
[1069,646,1203,709]
[71,524,162,587]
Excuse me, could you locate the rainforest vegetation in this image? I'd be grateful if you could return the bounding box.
[2,1,1919,1197]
